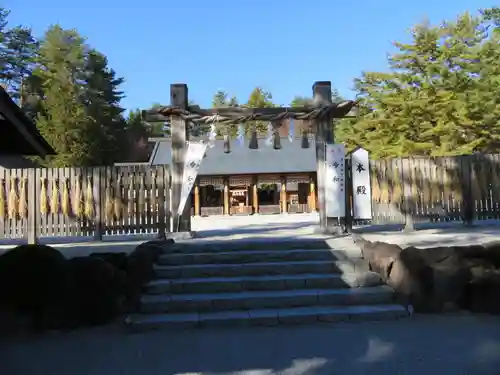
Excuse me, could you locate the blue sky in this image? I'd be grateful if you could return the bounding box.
[4,0,495,112]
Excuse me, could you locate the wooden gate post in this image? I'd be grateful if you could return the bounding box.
[93,167,103,240]
[156,166,167,238]
[312,81,343,233]
[27,168,37,244]
[170,83,191,232]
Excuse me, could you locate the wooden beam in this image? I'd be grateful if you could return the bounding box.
[194,183,200,216]
[170,83,191,232]
[313,81,331,230]
[27,169,37,244]
[223,179,229,215]
[252,183,258,214]
[142,101,356,123]
[309,179,316,212]
[281,179,287,213]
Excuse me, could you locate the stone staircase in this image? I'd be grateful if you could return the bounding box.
[126,240,410,330]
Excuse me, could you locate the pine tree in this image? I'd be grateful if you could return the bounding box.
[341,12,500,158]
[246,87,274,134]
[211,90,239,136]
[82,49,127,164]
[0,8,38,102]
[35,25,91,166]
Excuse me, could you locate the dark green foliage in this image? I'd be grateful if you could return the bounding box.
[0,9,148,166]
[336,9,500,158]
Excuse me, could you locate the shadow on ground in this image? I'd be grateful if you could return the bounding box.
[2,314,500,375]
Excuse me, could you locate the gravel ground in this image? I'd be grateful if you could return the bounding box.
[2,313,500,375]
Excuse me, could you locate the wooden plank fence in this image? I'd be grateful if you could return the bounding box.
[0,165,171,241]
[367,153,500,225]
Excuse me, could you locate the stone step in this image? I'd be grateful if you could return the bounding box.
[127,304,409,330]
[146,271,383,294]
[154,259,369,279]
[157,248,361,266]
[140,285,394,313]
[163,238,345,254]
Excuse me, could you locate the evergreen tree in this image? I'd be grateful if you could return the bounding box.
[34,25,91,166]
[246,87,274,134]
[339,12,500,158]
[82,49,127,164]
[211,89,238,136]
[0,8,38,102]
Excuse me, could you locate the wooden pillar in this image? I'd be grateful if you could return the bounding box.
[312,81,336,231]
[281,178,287,213]
[27,169,37,244]
[194,182,200,216]
[252,183,258,214]
[170,83,191,232]
[309,178,316,212]
[223,179,229,215]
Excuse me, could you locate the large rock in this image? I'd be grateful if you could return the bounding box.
[64,256,126,327]
[356,238,402,281]
[0,244,69,330]
[124,239,173,312]
[90,252,128,271]
[355,236,500,314]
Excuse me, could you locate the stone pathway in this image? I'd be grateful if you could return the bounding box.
[2,313,500,375]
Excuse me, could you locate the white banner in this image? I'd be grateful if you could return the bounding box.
[325,144,346,217]
[178,142,207,215]
[351,147,372,219]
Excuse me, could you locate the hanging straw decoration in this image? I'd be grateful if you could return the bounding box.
[490,162,500,201]
[223,134,231,154]
[301,130,309,149]
[451,167,462,202]
[40,178,48,215]
[7,177,18,219]
[272,125,282,150]
[127,175,135,217]
[61,178,70,216]
[237,124,245,146]
[138,173,145,213]
[249,124,258,149]
[421,168,431,207]
[265,121,273,147]
[371,165,381,203]
[379,165,390,203]
[391,165,403,203]
[207,114,218,148]
[430,164,441,203]
[105,179,113,222]
[113,175,123,220]
[18,178,28,219]
[410,165,419,203]
[72,177,84,217]
[288,118,295,143]
[0,179,5,219]
[474,162,487,199]
[84,176,94,219]
[50,179,60,214]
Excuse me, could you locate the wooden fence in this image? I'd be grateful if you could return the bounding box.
[0,165,171,241]
[368,153,500,225]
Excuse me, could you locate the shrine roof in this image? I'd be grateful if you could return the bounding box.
[148,137,317,175]
[0,86,56,156]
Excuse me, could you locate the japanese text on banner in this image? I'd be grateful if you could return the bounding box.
[178,142,207,215]
[325,144,346,217]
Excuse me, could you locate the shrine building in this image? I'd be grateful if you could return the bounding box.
[148,134,319,217]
